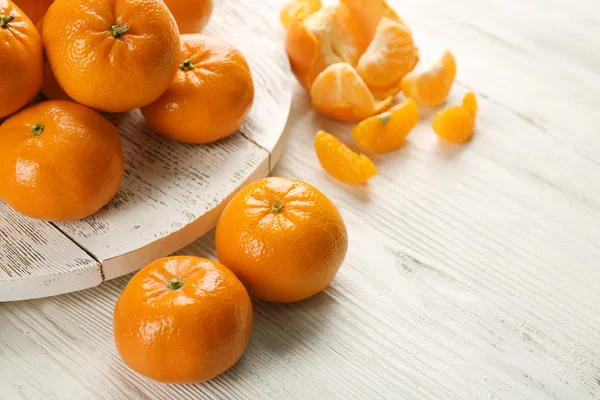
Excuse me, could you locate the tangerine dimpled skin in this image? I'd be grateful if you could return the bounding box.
[113,256,253,384]
[163,0,213,34]
[141,34,255,144]
[0,0,44,118]
[0,101,123,221]
[216,177,349,303]
[35,17,71,101]
[42,0,180,112]
[12,0,54,24]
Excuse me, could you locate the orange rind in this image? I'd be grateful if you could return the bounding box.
[357,17,419,98]
[285,4,366,91]
[311,62,393,122]
[315,130,377,184]
[280,0,322,29]
[401,50,456,107]
[352,98,419,153]
[433,92,478,143]
[340,0,404,43]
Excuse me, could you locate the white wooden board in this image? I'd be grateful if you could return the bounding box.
[0,0,292,301]
[0,0,599,399]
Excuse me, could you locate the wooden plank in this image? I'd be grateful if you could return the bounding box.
[0,0,292,297]
[55,110,271,280]
[0,202,101,301]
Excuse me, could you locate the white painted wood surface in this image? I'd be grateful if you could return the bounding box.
[0,0,291,301]
[1,0,599,399]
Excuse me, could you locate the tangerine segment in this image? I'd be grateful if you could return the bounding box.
[315,130,377,184]
[340,0,404,43]
[280,0,322,29]
[462,91,478,117]
[352,98,419,153]
[357,17,419,98]
[433,104,475,143]
[285,4,366,90]
[311,62,393,122]
[401,50,456,107]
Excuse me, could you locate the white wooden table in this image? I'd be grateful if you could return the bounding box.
[1,0,599,398]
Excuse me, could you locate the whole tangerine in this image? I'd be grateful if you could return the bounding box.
[0,0,44,119]
[11,0,53,24]
[216,177,348,303]
[42,0,180,112]
[0,101,123,221]
[35,17,70,101]
[163,0,213,34]
[114,256,253,384]
[141,34,254,144]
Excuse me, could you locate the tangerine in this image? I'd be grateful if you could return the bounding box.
[43,0,180,112]
[0,0,43,119]
[141,34,254,144]
[114,256,253,383]
[216,177,348,302]
[0,101,123,221]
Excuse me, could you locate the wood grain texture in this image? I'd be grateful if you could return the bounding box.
[1,0,599,398]
[0,203,101,301]
[55,110,271,280]
[0,0,292,300]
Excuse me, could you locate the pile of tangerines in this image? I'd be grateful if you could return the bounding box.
[0,0,352,385]
[0,0,481,387]
[282,0,480,184]
[0,0,254,221]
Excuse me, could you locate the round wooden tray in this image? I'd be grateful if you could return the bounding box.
[0,2,292,302]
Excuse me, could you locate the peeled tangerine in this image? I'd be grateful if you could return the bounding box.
[311,63,393,122]
[280,0,322,29]
[352,98,419,153]
[433,92,478,143]
[356,17,419,98]
[315,130,377,184]
[285,4,367,90]
[401,50,456,107]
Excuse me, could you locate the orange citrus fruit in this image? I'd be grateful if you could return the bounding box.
[163,0,213,34]
[401,50,456,107]
[40,62,70,101]
[216,177,348,303]
[114,256,253,384]
[43,0,180,112]
[141,34,254,144]
[285,4,367,90]
[280,0,322,29]
[352,98,419,153]
[311,62,393,122]
[315,130,377,184]
[0,0,43,119]
[433,92,478,143]
[35,17,70,101]
[0,101,123,221]
[356,17,419,98]
[11,0,53,24]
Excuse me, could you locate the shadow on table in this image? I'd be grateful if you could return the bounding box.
[209,288,337,384]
